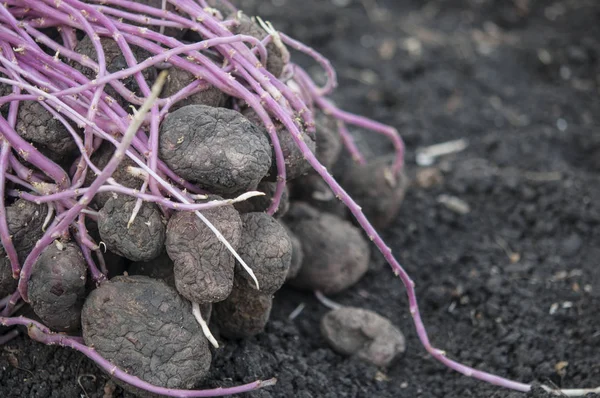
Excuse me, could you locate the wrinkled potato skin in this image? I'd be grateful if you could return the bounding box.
[28,243,87,332]
[161,68,227,112]
[285,203,370,294]
[321,307,406,367]
[0,251,16,298]
[6,199,47,263]
[228,13,288,78]
[166,197,242,303]
[235,213,292,295]
[213,277,272,339]
[16,101,78,157]
[159,105,272,195]
[242,108,316,181]
[86,142,142,208]
[82,276,212,394]
[342,155,408,230]
[281,223,304,281]
[98,195,166,262]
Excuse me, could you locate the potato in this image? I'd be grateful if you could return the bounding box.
[166,196,242,303]
[321,307,406,367]
[81,275,212,394]
[213,276,272,339]
[98,195,166,262]
[285,202,369,294]
[159,105,272,195]
[235,212,292,295]
[342,155,408,230]
[28,242,87,332]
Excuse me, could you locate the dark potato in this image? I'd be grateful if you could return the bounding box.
[242,107,316,181]
[285,202,369,294]
[6,199,47,263]
[289,174,348,218]
[166,196,242,303]
[321,307,406,367]
[86,141,143,208]
[235,212,292,295]
[81,275,212,394]
[233,181,290,218]
[0,251,16,298]
[98,195,166,262]
[159,105,272,195]
[228,12,288,78]
[315,112,342,169]
[73,36,157,107]
[127,255,213,322]
[28,242,87,332]
[128,250,175,288]
[281,223,303,281]
[213,276,272,339]
[15,100,78,157]
[160,67,227,112]
[342,155,408,230]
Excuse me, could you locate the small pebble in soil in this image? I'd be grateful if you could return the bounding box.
[320,306,406,367]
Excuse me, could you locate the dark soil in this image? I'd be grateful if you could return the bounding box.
[2,0,599,397]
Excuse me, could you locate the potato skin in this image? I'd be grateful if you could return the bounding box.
[166,197,242,303]
[160,68,227,112]
[315,112,342,169]
[285,203,370,294]
[159,105,272,195]
[0,251,16,298]
[15,100,78,157]
[242,108,316,182]
[81,275,212,393]
[228,12,288,78]
[213,276,272,339]
[127,255,214,322]
[86,141,142,208]
[6,199,47,263]
[235,213,292,295]
[281,223,304,281]
[342,155,408,230]
[28,242,87,332]
[321,307,406,367]
[98,195,166,262]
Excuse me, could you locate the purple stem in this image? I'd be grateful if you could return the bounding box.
[337,120,366,165]
[0,316,277,396]
[279,32,337,96]
[294,65,405,173]
[0,139,20,277]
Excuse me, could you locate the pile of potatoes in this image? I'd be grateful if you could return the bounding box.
[0,8,408,394]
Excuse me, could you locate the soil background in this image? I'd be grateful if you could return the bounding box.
[1,0,599,397]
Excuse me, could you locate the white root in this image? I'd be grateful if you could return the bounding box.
[42,203,54,232]
[542,385,600,397]
[314,290,343,310]
[192,302,219,349]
